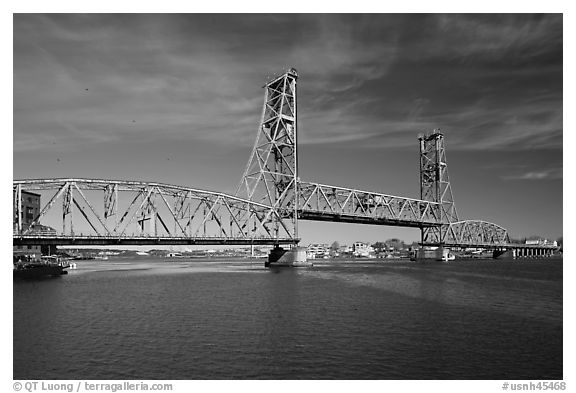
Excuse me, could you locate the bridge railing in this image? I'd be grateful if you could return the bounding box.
[297,181,442,227]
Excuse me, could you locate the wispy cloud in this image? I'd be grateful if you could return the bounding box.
[501,168,563,181]
[13,14,562,154]
[433,14,562,63]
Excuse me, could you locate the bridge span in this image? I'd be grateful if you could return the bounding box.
[14,68,552,260]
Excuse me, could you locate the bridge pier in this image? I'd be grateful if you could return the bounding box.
[493,249,514,259]
[508,246,557,259]
[266,245,311,268]
[414,246,450,262]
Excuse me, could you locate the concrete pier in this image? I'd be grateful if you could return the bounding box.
[414,247,450,262]
[494,246,557,259]
[494,249,514,259]
[266,246,312,267]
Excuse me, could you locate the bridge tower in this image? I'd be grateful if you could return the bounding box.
[418,130,458,244]
[236,68,299,241]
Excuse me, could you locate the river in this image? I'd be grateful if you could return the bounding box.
[13,257,562,380]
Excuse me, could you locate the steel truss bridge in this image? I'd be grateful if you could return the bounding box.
[13,68,548,252]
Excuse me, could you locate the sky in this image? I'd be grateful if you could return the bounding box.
[12,14,563,245]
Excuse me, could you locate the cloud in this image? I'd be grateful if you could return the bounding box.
[432,14,562,64]
[437,97,562,151]
[501,168,562,181]
[13,14,562,155]
[14,14,402,151]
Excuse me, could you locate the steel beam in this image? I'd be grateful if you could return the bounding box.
[13,235,297,246]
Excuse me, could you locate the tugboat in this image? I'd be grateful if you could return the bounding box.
[13,255,70,279]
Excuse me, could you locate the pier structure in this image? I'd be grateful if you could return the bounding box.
[13,68,559,265]
[493,246,558,259]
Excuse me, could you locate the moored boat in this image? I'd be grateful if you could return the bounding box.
[13,256,69,279]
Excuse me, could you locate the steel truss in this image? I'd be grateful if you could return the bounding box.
[423,220,511,248]
[419,130,458,223]
[298,182,441,228]
[13,179,297,246]
[417,131,511,247]
[236,68,299,240]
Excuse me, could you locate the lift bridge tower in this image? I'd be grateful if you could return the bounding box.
[236,68,302,260]
[418,130,459,245]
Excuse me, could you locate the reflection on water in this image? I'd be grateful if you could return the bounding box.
[14,258,562,380]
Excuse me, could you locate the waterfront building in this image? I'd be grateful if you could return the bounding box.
[13,190,43,259]
[525,239,558,247]
[306,244,330,259]
[14,190,40,230]
[338,245,353,255]
[353,242,375,258]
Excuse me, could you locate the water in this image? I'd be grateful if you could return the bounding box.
[13,258,562,380]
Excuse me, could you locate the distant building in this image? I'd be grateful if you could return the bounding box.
[339,245,353,255]
[14,191,42,259]
[14,190,40,230]
[307,244,330,259]
[13,190,57,258]
[525,239,557,247]
[353,242,374,258]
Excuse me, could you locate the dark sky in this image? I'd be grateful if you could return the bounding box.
[13,14,563,244]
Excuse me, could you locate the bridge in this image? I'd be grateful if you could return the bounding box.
[13,68,556,258]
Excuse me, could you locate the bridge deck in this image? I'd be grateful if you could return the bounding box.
[13,235,298,246]
[423,242,558,249]
[298,210,440,228]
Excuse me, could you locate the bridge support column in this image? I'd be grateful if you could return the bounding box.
[494,249,514,259]
[414,246,451,262]
[266,245,311,268]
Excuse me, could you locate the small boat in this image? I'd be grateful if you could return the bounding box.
[13,256,69,279]
[438,253,456,262]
